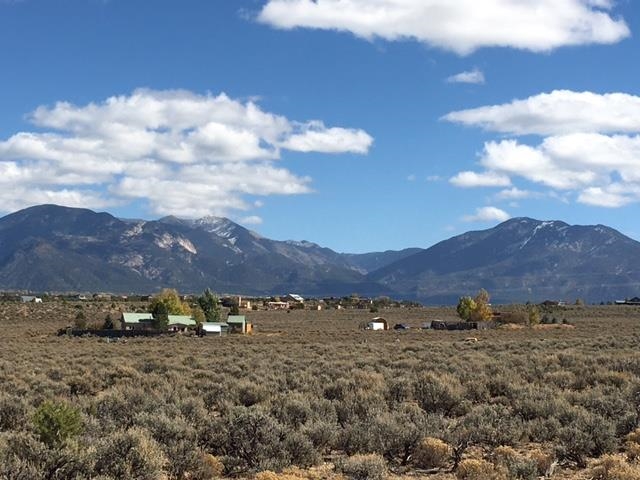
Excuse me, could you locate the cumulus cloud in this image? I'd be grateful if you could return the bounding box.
[0,89,372,218]
[258,0,629,55]
[462,206,511,223]
[446,69,485,85]
[494,187,539,200]
[449,170,511,188]
[443,90,640,136]
[445,90,640,208]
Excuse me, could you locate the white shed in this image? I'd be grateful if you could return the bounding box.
[367,321,386,331]
[202,322,228,335]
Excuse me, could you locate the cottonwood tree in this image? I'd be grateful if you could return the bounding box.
[149,288,191,316]
[456,289,492,322]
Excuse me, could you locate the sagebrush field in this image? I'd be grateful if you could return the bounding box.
[1,301,640,480]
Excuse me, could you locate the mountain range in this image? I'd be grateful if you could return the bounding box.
[1,204,639,304]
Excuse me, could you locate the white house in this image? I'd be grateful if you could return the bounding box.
[286,293,304,303]
[21,296,42,303]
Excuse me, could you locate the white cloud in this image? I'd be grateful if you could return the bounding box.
[426,175,442,182]
[462,206,511,223]
[443,90,640,136]
[494,187,538,200]
[407,174,416,181]
[449,170,511,188]
[279,122,373,153]
[0,89,372,218]
[258,0,629,55]
[445,90,640,209]
[240,215,264,225]
[447,69,485,85]
[578,187,634,208]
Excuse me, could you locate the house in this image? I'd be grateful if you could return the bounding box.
[167,315,197,332]
[20,296,42,303]
[227,315,252,334]
[286,293,304,303]
[201,322,229,335]
[120,313,196,331]
[267,301,289,310]
[366,317,389,331]
[121,312,154,330]
[616,297,640,306]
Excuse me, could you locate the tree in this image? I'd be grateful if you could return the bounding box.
[102,314,115,330]
[456,296,476,321]
[151,302,169,331]
[527,305,541,326]
[149,289,190,316]
[457,289,492,322]
[74,311,87,330]
[192,306,205,324]
[229,301,240,315]
[470,289,492,322]
[197,289,221,323]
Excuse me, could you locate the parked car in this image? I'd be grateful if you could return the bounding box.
[393,323,410,330]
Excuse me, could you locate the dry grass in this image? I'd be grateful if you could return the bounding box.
[1,300,640,479]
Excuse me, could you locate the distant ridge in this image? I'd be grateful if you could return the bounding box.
[1,205,640,303]
[368,217,640,303]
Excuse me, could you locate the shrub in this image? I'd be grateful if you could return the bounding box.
[202,453,225,477]
[455,458,507,480]
[93,427,167,478]
[413,373,463,416]
[412,437,451,469]
[529,448,555,477]
[493,446,537,480]
[224,407,289,472]
[0,394,27,431]
[335,453,387,480]
[32,400,82,448]
[589,454,640,480]
[556,410,617,468]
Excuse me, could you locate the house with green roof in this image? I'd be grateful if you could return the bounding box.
[167,315,197,331]
[227,315,252,334]
[121,312,154,330]
[120,312,196,332]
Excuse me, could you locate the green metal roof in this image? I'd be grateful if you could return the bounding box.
[122,312,154,323]
[227,315,246,324]
[167,315,196,326]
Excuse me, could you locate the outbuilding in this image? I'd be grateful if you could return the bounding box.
[201,322,229,335]
[367,317,389,331]
[227,315,252,334]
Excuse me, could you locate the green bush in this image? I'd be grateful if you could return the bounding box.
[32,400,82,448]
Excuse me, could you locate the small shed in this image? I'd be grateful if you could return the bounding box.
[227,315,252,334]
[121,312,154,330]
[201,322,229,335]
[367,317,389,330]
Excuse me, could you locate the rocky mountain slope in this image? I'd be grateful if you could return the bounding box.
[0,205,389,295]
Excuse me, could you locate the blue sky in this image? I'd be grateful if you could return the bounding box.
[1,0,639,252]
